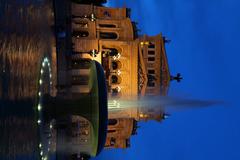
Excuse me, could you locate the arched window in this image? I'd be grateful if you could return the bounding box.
[111,61,122,70]
[110,138,116,146]
[108,119,118,126]
[100,32,118,39]
[109,48,118,57]
[74,20,88,28]
[99,24,116,28]
[111,75,121,84]
[72,30,89,38]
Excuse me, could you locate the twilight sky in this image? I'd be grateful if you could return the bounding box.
[94,0,240,160]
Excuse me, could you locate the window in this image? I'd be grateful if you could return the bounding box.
[102,46,121,56]
[148,70,155,74]
[100,32,118,39]
[109,48,119,56]
[148,50,155,55]
[147,81,155,87]
[108,130,116,133]
[72,30,89,38]
[73,20,88,28]
[111,75,118,83]
[99,24,116,28]
[103,11,111,17]
[147,74,156,87]
[148,57,155,62]
[111,75,121,84]
[110,138,116,146]
[148,43,155,48]
[111,61,121,70]
[108,119,118,125]
[148,74,156,81]
[112,61,118,70]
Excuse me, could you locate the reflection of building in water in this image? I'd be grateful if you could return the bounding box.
[69,116,91,145]
[67,116,93,154]
[66,3,171,149]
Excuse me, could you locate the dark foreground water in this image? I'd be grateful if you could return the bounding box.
[0,99,57,160]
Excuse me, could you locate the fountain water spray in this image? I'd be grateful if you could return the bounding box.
[108,96,223,110]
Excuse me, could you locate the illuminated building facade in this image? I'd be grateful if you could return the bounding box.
[70,3,170,98]
[55,2,171,149]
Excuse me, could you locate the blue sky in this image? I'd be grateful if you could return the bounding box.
[94,0,240,160]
